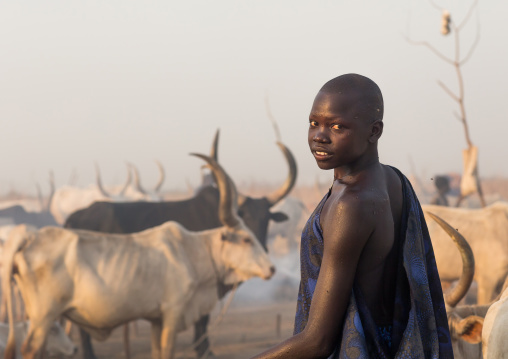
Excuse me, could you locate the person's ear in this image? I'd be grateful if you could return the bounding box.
[369,120,383,143]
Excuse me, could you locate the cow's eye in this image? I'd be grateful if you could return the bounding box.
[243,237,252,245]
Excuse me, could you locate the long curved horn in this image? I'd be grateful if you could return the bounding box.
[210,129,219,162]
[266,142,298,206]
[118,164,132,196]
[153,160,165,193]
[201,129,220,186]
[46,171,56,212]
[95,163,112,198]
[427,212,475,308]
[191,153,240,228]
[129,163,147,195]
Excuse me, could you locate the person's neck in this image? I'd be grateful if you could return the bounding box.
[333,154,380,185]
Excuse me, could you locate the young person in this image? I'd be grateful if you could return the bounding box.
[251,74,453,358]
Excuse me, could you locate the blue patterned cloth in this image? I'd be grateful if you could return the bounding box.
[294,167,453,358]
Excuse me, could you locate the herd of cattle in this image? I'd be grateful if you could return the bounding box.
[0,131,507,358]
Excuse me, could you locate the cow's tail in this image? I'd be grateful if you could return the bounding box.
[2,224,30,359]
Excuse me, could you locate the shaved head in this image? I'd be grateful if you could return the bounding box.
[319,73,383,122]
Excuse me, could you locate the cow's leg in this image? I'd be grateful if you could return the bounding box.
[160,313,179,359]
[133,320,139,336]
[123,323,131,359]
[0,291,7,323]
[150,320,162,359]
[15,286,26,321]
[21,319,53,359]
[79,327,98,359]
[194,314,214,358]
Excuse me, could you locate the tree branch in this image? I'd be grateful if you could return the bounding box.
[457,0,479,31]
[453,111,462,122]
[428,0,443,11]
[437,80,460,102]
[460,18,481,65]
[405,36,455,65]
[453,23,460,63]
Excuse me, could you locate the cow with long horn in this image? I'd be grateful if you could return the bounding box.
[423,202,508,305]
[424,211,508,359]
[65,138,297,359]
[427,212,486,359]
[2,154,275,359]
[50,163,163,225]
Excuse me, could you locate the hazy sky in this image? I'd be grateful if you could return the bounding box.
[1,0,506,195]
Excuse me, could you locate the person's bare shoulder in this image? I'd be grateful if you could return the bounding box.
[321,189,377,248]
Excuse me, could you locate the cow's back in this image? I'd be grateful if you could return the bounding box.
[64,224,207,323]
[423,203,508,287]
[65,187,222,234]
[10,223,206,334]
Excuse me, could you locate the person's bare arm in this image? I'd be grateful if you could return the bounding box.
[250,196,375,359]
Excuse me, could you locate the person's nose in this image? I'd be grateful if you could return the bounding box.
[312,128,331,144]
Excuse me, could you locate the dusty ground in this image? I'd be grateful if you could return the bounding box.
[75,299,297,359]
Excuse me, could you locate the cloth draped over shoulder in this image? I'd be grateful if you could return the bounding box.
[293,167,453,359]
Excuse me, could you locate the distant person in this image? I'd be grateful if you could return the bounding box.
[251,74,452,358]
[430,175,451,206]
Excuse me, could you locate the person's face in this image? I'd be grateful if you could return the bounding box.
[308,90,375,170]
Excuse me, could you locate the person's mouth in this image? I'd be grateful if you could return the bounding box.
[313,150,333,160]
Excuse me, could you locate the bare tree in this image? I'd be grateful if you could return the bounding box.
[406,0,486,207]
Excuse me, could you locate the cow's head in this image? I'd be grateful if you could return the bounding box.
[426,212,485,357]
[202,130,297,250]
[193,153,276,285]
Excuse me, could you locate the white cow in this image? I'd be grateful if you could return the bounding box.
[2,154,274,359]
[423,202,508,304]
[442,277,508,359]
[0,321,76,358]
[482,285,508,358]
[423,212,486,359]
[50,162,164,225]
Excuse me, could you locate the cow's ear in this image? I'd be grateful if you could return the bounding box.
[270,212,288,222]
[456,315,484,344]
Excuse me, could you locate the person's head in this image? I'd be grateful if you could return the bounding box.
[434,175,451,195]
[308,73,384,170]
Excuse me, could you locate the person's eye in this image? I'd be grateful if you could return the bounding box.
[331,124,343,130]
[309,120,318,127]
